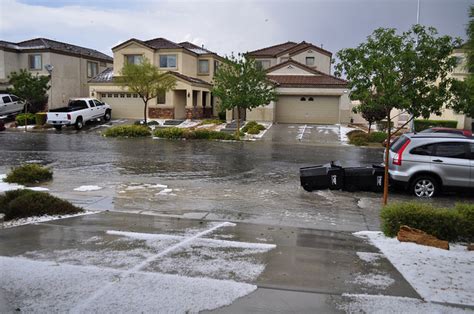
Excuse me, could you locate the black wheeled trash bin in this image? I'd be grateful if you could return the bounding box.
[344,166,386,192]
[300,161,343,192]
[371,165,385,192]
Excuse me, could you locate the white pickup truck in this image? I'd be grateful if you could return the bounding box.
[46,98,112,130]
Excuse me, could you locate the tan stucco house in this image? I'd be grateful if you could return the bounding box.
[89,37,224,120]
[0,38,113,109]
[244,41,351,124]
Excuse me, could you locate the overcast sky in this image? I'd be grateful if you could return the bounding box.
[0,0,471,58]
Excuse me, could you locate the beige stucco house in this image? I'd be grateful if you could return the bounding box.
[244,41,351,124]
[0,38,113,109]
[89,37,224,120]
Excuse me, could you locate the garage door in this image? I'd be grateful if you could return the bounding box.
[100,93,143,119]
[275,95,339,124]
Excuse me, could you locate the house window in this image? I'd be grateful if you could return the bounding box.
[300,97,306,101]
[198,59,209,74]
[125,54,143,65]
[255,60,271,70]
[306,57,315,66]
[214,60,219,74]
[159,55,177,68]
[308,97,314,101]
[87,61,99,78]
[29,54,42,70]
[157,90,166,104]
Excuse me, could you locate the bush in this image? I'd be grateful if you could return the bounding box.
[0,189,83,220]
[380,202,474,242]
[35,112,47,125]
[414,119,458,132]
[368,131,387,143]
[201,119,224,125]
[153,127,186,139]
[4,164,53,185]
[15,113,36,125]
[246,126,261,134]
[154,127,236,140]
[218,111,226,121]
[349,132,370,146]
[346,130,365,138]
[242,121,265,133]
[103,125,151,137]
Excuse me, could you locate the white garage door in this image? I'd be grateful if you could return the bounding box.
[100,93,143,119]
[276,95,340,124]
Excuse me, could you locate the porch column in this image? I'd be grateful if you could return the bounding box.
[185,89,194,119]
[196,90,203,118]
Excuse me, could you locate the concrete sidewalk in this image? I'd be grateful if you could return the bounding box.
[0,211,422,312]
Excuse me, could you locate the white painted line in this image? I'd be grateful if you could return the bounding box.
[297,124,307,141]
[72,221,235,313]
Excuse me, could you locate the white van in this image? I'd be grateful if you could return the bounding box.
[0,94,25,116]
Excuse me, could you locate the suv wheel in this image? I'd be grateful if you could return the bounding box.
[411,176,439,198]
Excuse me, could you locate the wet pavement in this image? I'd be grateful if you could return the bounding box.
[1,124,473,312]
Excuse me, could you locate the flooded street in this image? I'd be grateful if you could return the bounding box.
[0,127,468,231]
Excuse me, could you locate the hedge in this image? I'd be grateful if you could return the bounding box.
[4,164,53,185]
[242,121,265,133]
[414,119,458,132]
[103,125,151,137]
[35,112,47,125]
[368,131,387,143]
[153,127,236,140]
[201,119,224,125]
[381,202,474,242]
[0,189,83,220]
[15,113,36,125]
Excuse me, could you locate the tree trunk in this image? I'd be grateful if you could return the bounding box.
[144,100,148,124]
[368,121,372,134]
[382,116,391,205]
[236,106,240,139]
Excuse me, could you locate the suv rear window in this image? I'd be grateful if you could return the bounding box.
[434,142,468,159]
[410,144,435,156]
[390,135,409,152]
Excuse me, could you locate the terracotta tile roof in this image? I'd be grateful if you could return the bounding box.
[247,41,332,57]
[144,37,182,49]
[88,68,211,87]
[178,41,214,54]
[3,38,113,62]
[267,74,347,88]
[246,41,298,57]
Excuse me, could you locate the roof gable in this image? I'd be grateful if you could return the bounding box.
[246,41,298,57]
[277,42,332,57]
[266,60,320,75]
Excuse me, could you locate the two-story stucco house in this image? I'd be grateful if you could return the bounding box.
[0,38,113,109]
[244,41,351,124]
[89,37,224,120]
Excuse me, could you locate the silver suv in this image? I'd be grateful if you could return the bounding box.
[388,133,473,197]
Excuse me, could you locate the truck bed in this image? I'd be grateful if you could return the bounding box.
[49,106,85,113]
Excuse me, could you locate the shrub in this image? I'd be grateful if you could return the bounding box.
[414,119,458,132]
[368,131,387,143]
[5,164,53,185]
[15,113,36,125]
[103,125,151,137]
[242,121,265,133]
[380,202,474,242]
[246,126,261,134]
[349,132,370,146]
[201,119,224,125]
[0,190,83,221]
[35,112,47,125]
[153,127,186,139]
[194,130,235,140]
[346,130,365,138]
[218,111,226,121]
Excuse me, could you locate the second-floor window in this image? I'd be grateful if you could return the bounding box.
[255,60,271,70]
[305,57,315,66]
[29,54,42,70]
[198,60,209,74]
[160,55,177,68]
[214,60,219,74]
[125,55,143,65]
[87,61,98,78]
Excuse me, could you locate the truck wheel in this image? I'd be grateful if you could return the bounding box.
[103,110,111,122]
[411,175,439,198]
[54,125,62,131]
[75,117,84,130]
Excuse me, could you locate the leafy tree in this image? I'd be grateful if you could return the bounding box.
[7,69,50,113]
[335,25,461,205]
[449,6,474,118]
[212,54,277,136]
[354,102,387,133]
[117,58,176,123]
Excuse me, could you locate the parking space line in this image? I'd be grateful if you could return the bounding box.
[297,124,307,141]
[72,221,235,313]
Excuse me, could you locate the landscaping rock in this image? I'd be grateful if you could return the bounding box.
[468,243,474,251]
[397,225,449,250]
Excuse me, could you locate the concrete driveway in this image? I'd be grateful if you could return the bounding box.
[264,123,351,145]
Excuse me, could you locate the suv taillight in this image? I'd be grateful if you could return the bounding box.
[392,139,411,166]
[67,114,71,120]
